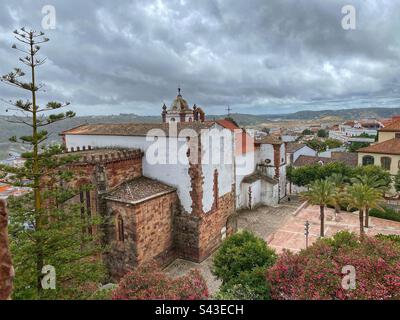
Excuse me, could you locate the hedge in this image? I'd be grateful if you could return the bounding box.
[369,207,400,222]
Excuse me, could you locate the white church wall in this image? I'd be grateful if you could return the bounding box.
[261,181,278,206]
[241,180,261,209]
[235,151,256,208]
[258,144,275,165]
[64,134,193,213]
[200,126,235,213]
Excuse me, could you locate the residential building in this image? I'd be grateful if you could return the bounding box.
[358,117,400,176]
[286,143,317,165]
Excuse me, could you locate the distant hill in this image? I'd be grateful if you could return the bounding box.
[272,107,400,120]
[1,106,399,159]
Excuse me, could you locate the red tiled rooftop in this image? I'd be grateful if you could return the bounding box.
[62,122,216,137]
[380,119,400,132]
[293,152,357,167]
[286,143,306,153]
[216,119,255,154]
[357,138,400,155]
[255,135,283,145]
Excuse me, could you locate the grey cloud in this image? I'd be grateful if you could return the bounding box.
[0,0,399,116]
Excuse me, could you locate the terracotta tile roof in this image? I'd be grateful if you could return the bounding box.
[255,135,283,145]
[380,119,400,132]
[293,152,358,167]
[331,152,358,166]
[357,138,400,155]
[62,122,216,137]
[286,143,306,153]
[105,176,176,204]
[241,172,278,185]
[216,119,239,131]
[216,119,255,154]
[293,155,332,167]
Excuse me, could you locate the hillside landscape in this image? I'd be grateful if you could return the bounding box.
[1,106,400,160]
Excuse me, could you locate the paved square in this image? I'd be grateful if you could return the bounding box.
[266,204,400,253]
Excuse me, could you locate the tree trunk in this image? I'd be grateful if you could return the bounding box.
[320,205,325,237]
[364,206,369,228]
[0,200,13,300]
[359,208,365,239]
[29,36,44,295]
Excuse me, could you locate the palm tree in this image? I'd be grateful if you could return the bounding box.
[346,183,383,239]
[328,173,348,215]
[301,179,336,237]
[351,174,388,227]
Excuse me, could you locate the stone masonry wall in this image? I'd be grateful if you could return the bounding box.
[198,189,236,261]
[174,135,237,263]
[104,157,142,190]
[0,200,13,300]
[134,192,177,266]
[105,191,178,280]
[104,200,137,279]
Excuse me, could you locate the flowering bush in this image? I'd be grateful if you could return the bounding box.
[267,231,400,300]
[112,264,208,300]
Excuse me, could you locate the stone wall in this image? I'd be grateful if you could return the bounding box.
[104,156,142,189]
[0,200,13,300]
[174,188,236,263]
[134,192,177,266]
[105,191,178,280]
[198,189,236,261]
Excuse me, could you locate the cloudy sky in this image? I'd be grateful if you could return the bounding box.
[0,0,400,116]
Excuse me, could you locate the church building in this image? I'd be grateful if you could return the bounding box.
[60,89,286,279]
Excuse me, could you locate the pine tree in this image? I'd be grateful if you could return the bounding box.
[0,28,105,299]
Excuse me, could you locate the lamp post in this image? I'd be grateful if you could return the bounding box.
[304,220,310,249]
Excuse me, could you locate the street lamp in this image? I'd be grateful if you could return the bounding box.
[304,220,310,249]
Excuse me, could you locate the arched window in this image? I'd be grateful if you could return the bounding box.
[116,215,124,242]
[362,155,374,166]
[188,117,193,122]
[381,157,392,171]
[170,117,175,122]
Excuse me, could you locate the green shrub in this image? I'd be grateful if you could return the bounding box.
[369,207,400,222]
[320,231,359,250]
[214,284,260,300]
[212,231,277,285]
[221,267,271,300]
[375,234,400,245]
